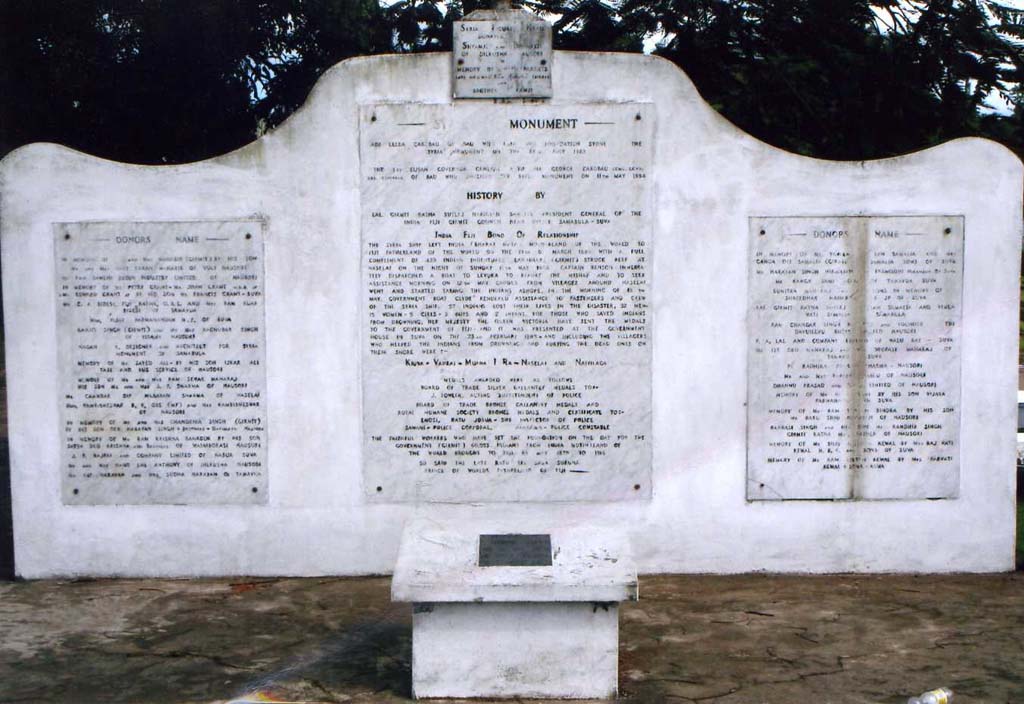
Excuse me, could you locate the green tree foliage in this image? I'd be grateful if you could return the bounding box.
[619,0,1024,158]
[0,0,388,162]
[2,0,1024,163]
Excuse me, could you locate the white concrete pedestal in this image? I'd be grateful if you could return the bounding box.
[392,520,638,699]
[413,602,618,698]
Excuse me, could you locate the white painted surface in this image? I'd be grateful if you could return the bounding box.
[391,519,637,602]
[1,51,1020,577]
[412,602,618,699]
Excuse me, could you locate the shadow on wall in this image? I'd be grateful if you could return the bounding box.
[0,283,12,579]
[0,437,9,580]
[1017,498,1023,571]
[1017,365,1023,570]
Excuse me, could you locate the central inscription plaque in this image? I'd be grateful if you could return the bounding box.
[360,103,653,502]
[478,534,553,567]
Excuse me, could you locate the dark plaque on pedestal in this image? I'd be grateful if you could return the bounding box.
[479,534,552,567]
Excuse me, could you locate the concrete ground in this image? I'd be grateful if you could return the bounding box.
[0,574,1021,704]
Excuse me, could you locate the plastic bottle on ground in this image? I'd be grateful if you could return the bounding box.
[907,687,954,704]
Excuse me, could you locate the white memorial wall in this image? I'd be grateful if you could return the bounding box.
[1,50,1020,577]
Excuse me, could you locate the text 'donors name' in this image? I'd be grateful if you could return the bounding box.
[747,216,963,500]
[56,220,268,505]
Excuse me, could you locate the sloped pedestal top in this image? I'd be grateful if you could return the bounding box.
[391,519,638,603]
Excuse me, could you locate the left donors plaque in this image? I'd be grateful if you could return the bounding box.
[55,220,268,505]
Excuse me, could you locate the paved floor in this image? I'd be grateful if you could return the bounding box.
[0,573,1022,703]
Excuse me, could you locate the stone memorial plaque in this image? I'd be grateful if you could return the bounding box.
[478,533,553,567]
[360,102,653,502]
[453,9,552,99]
[747,216,963,500]
[56,220,268,505]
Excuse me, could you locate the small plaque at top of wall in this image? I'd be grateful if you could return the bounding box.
[453,8,552,99]
[479,534,553,566]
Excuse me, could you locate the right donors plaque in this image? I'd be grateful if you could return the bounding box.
[747,216,964,500]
